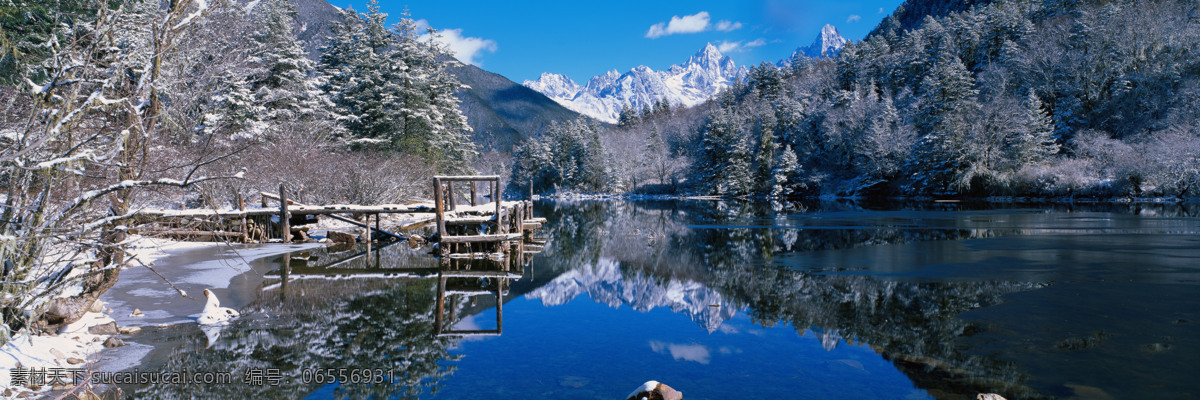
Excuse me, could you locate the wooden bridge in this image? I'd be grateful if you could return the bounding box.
[133,176,546,251]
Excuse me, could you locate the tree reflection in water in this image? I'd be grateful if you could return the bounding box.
[122,200,1200,400]
[128,243,484,399]
[525,200,1199,400]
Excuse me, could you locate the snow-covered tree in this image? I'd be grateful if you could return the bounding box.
[317,1,475,172]
[1,0,234,341]
[1009,89,1058,165]
[910,48,980,193]
[769,145,801,197]
[696,107,753,196]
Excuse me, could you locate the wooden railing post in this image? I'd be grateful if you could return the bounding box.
[434,177,446,239]
[278,184,290,242]
[447,182,456,211]
[494,177,503,234]
[470,182,478,206]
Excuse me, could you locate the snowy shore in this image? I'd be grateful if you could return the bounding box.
[0,236,318,396]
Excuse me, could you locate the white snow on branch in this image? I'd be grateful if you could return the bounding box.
[33,150,93,170]
[172,0,209,31]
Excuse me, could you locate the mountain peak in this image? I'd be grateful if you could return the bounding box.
[790,24,848,60]
[820,24,840,39]
[688,42,726,66]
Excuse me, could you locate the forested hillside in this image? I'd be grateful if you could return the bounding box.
[513,0,1200,199]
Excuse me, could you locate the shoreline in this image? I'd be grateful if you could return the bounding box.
[0,237,319,397]
[532,192,1200,205]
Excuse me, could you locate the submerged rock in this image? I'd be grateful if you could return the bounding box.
[103,336,125,347]
[625,381,682,400]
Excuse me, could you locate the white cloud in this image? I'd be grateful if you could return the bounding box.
[847,14,862,23]
[878,7,885,14]
[416,19,497,66]
[646,11,712,38]
[650,341,711,364]
[715,38,766,53]
[715,20,742,32]
[716,40,742,53]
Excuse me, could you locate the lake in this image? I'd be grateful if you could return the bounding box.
[108,200,1200,400]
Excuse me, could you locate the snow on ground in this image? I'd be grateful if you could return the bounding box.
[126,234,223,267]
[0,311,118,394]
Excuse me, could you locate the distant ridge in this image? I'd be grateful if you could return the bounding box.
[524,43,747,124]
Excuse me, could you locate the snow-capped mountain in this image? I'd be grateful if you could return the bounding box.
[791,24,848,59]
[524,43,747,124]
[525,258,737,332]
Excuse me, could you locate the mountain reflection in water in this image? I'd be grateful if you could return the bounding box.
[118,200,1199,400]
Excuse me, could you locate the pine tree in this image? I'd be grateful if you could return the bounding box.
[910,48,980,193]
[698,107,752,195]
[769,145,801,197]
[618,104,638,127]
[317,2,475,171]
[1010,89,1059,165]
[251,0,327,125]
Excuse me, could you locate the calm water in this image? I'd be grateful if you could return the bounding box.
[115,200,1200,400]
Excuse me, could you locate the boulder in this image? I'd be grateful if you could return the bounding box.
[625,381,682,400]
[327,230,357,244]
[88,321,119,335]
[103,337,125,347]
[88,300,106,313]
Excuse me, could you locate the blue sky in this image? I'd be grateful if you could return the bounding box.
[331,0,905,84]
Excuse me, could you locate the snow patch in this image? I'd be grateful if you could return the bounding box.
[0,312,116,393]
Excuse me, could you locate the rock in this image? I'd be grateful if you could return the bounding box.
[88,321,119,335]
[327,230,357,244]
[40,295,96,332]
[92,337,103,342]
[66,357,85,365]
[408,234,426,248]
[88,299,106,313]
[103,336,125,347]
[130,308,143,317]
[625,381,682,400]
[49,348,66,360]
[290,226,309,242]
[978,394,1007,400]
[118,326,141,334]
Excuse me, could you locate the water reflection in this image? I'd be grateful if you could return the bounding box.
[117,200,1199,400]
[522,200,1199,400]
[123,239,536,399]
